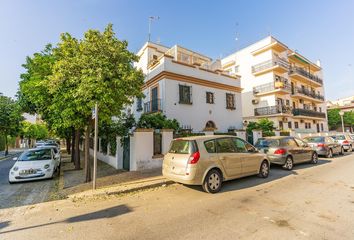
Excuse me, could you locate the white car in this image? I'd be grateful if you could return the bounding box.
[38,145,61,166]
[9,148,60,183]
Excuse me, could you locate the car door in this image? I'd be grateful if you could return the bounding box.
[216,138,242,178]
[232,138,260,176]
[283,138,302,163]
[294,138,313,162]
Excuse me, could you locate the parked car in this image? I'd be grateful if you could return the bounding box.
[255,136,318,170]
[162,135,270,193]
[37,145,61,167]
[303,136,343,157]
[9,148,60,183]
[34,140,45,148]
[330,134,353,152]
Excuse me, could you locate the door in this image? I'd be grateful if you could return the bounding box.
[123,136,130,170]
[316,124,320,133]
[283,138,302,163]
[232,138,260,176]
[294,138,313,162]
[216,138,242,178]
[151,86,158,112]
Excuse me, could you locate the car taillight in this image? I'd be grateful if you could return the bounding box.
[188,151,200,164]
[274,148,286,155]
[317,143,325,147]
[343,140,349,144]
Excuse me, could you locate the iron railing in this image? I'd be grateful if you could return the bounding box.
[251,58,289,73]
[289,66,323,85]
[292,108,326,118]
[144,99,162,113]
[293,87,324,101]
[253,77,291,94]
[254,105,292,116]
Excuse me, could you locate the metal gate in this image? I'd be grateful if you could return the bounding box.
[153,131,162,155]
[247,132,254,145]
[123,136,130,171]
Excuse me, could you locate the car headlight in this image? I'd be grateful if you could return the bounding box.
[13,166,19,171]
[44,164,50,169]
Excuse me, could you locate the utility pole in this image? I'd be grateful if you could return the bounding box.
[93,103,98,190]
[148,16,160,42]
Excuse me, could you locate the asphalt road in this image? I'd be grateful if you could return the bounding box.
[1,153,354,239]
[0,154,58,209]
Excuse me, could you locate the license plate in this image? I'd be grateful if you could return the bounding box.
[20,169,37,175]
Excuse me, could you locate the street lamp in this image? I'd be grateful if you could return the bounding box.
[339,111,345,133]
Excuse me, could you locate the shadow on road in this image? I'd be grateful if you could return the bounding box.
[186,159,332,193]
[0,205,131,235]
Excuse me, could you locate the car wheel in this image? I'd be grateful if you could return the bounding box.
[8,180,14,184]
[282,156,293,170]
[326,149,333,158]
[202,169,222,194]
[258,161,269,178]
[349,145,353,152]
[311,152,318,164]
[340,147,344,155]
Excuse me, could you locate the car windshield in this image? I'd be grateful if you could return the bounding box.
[169,140,194,154]
[255,139,280,148]
[334,135,346,140]
[19,149,52,161]
[304,137,324,143]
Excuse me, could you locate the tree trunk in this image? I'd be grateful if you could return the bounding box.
[66,137,71,154]
[84,124,91,182]
[74,129,80,170]
[4,135,8,156]
[71,128,75,163]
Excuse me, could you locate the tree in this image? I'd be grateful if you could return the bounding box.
[0,94,24,155]
[49,24,144,181]
[21,122,49,147]
[137,112,180,130]
[246,118,275,137]
[344,111,354,131]
[327,108,341,130]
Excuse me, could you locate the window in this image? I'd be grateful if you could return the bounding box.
[232,138,247,153]
[319,107,322,112]
[294,138,307,147]
[216,138,236,153]
[286,100,290,106]
[206,92,214,104]
[295,122,299,129]
[288,121,292,129]
[226,93,236,110]
[179,85,192,104]
[305,122,312,129]
[321,123,324,131]
[283,138,298,147]
[204,140,216,153]
[279,121,284,130]
[136,98,143,112]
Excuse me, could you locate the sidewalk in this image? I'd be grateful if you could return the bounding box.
[57,152,172,200]
[0,149,23,160]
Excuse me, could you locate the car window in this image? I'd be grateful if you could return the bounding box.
[216,138,236,153]
[204,140,216,153]
[232,138,247,153]
[282,138,298,147]
[294,138,306,147]
[169,140,192,154]
[335,135,346,140]
[19,149,52,161]
[304,137,324,143]
[255,138,280,148]
[326,137,334,143]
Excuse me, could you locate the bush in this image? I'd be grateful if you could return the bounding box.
[137,112,180,130]
[246,118,275,137]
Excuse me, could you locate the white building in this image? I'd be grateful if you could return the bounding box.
[221,36,328,133]
[131,42,243,132]
[327,95,354,112]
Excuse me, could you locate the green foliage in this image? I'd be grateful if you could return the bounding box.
[100,137,108,154]
[137,112,180,130]
[327,108,341,130]
[109,138,117,156]
[0,94,24,143]
[0,134,5,151]
[343,111,354,126]
[21,122,49,140]
[246,118,275,137]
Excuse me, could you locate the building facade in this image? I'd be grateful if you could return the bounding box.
[327,96,354,112]
[131,42,243,132]
[221,36,328,133]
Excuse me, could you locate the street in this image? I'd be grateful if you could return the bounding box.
[0,153,353,239]
[0,154,58,209]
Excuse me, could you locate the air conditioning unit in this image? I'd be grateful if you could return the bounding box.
[313,120,316,124]
[300,119,304,123]
[299,99,304,104]
[252,99,259,105]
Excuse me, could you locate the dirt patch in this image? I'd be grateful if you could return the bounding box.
[318,213,336,222]
[275,219,290,227]
[241,198,251,203]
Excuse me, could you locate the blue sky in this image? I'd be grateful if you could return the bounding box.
[0,0,353,100]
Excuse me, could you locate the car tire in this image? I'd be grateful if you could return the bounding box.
[311,152,318,164]
[326,149,333,158]
[8,180,14,184]
[258,161,269,178]
[282,156,293,170]
[340,147,344,155]
[202,169,222,194]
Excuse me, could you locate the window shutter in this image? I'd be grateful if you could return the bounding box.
[179,84,183,103]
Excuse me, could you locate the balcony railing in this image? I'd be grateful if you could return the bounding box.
[253,77,291,95]
[254,105,292,116]
[293,87,324,101]
[251,58,289,74]
[144,99,162,113]
[289,67,323,85]
[292,108,326,118]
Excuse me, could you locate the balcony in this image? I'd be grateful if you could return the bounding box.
[251,58,289,76]
[144,99,162,113]
[253,77,291,96]
[254,105,292,116]
[292,108,326,119]
[289,67,323,87]
[291,87,325,103]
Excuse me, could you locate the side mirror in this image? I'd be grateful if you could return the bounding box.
[12,157,18,161]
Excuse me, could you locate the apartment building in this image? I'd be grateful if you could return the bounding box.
[327,95,354,112]
[221,36,328,133]
[131,42,243,132]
